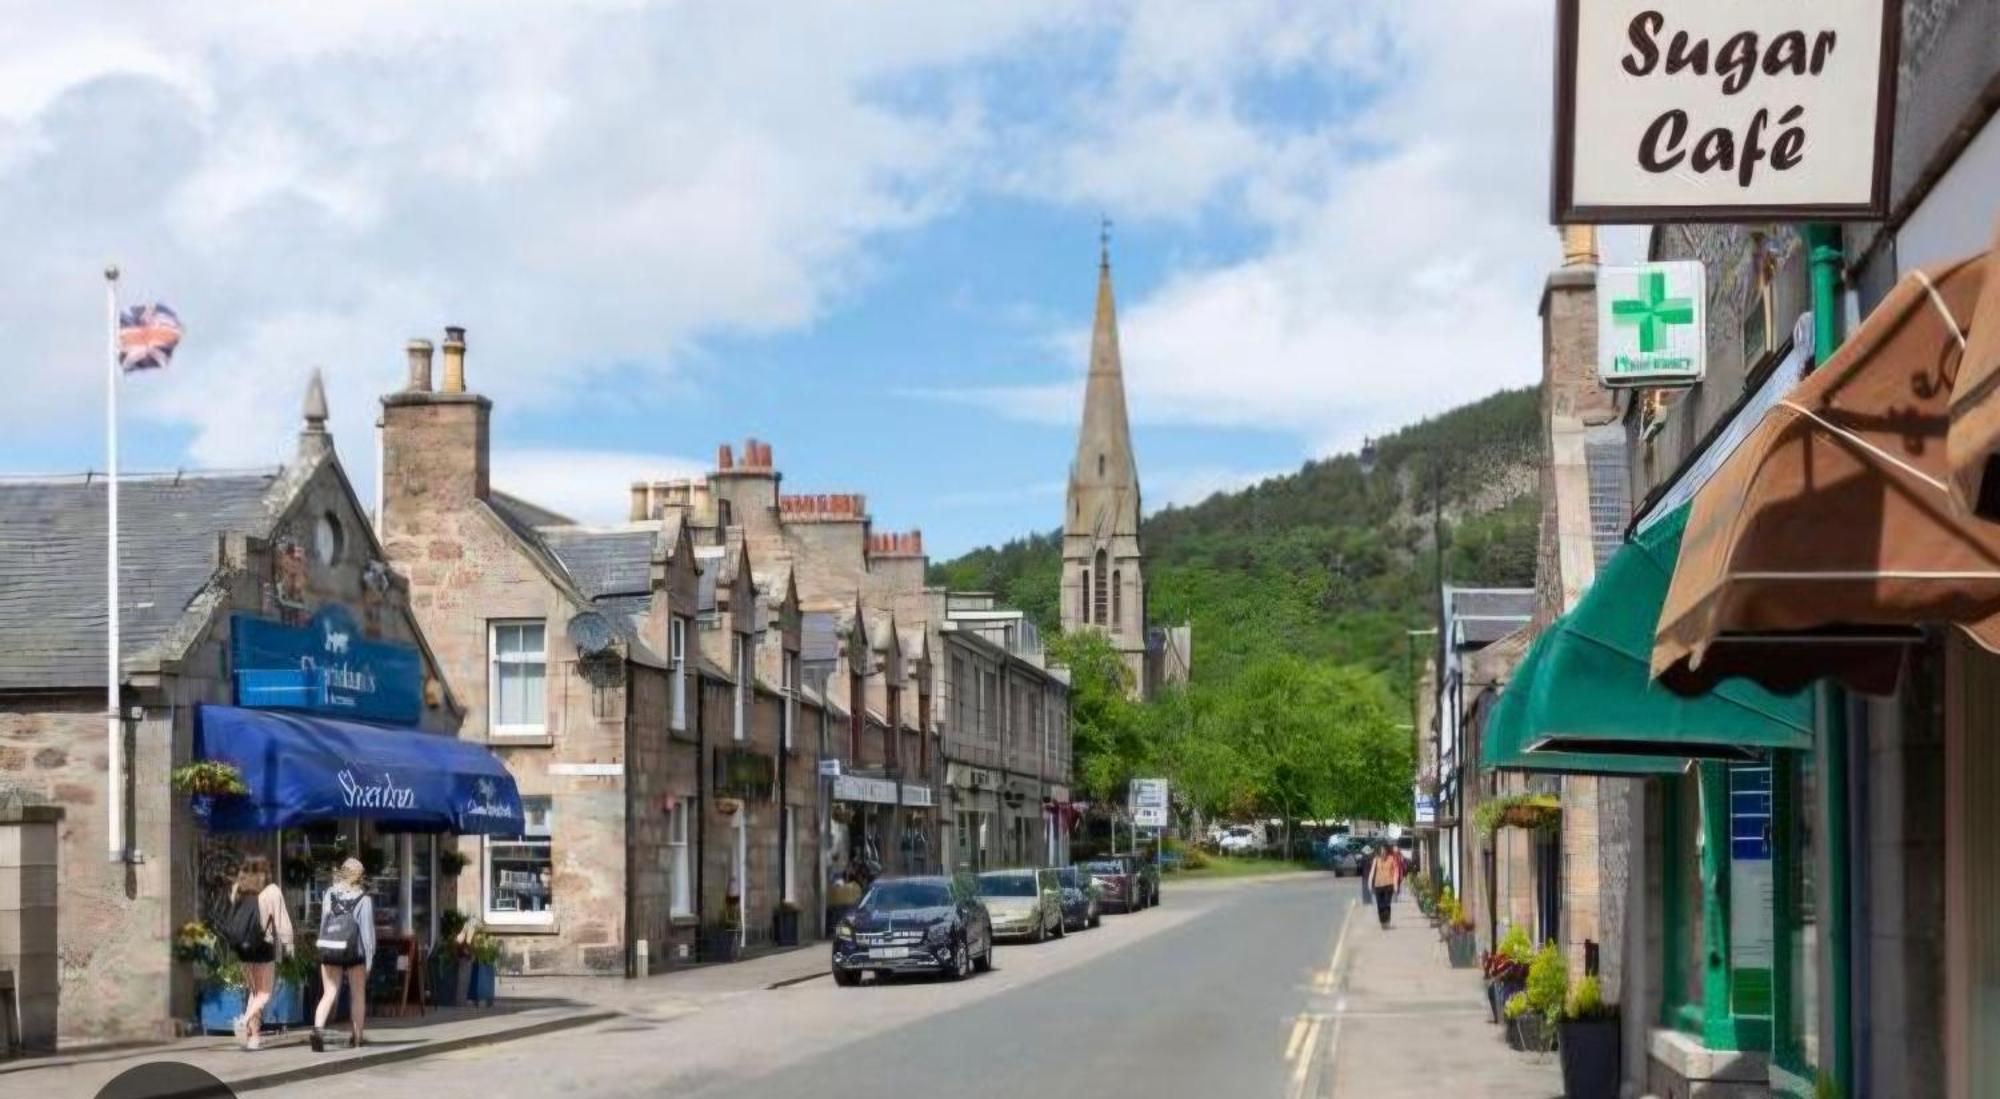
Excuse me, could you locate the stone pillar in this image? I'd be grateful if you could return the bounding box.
[0,801,63,1052]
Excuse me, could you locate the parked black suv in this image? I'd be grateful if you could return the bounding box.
[832,875,994,985]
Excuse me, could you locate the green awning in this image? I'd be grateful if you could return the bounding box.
[1481,505,1811,775]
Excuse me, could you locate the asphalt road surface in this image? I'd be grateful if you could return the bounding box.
[359,874,1353,1099]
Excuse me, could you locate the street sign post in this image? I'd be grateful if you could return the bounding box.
[1597,262,1707,388]
[1552,0,1900,223]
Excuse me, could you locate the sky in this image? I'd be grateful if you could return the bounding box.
[0,1,1643,558]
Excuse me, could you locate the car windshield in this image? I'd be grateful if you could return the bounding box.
[1082,860,1125,874]
[977,873,1037,897]
[860,880,952,911]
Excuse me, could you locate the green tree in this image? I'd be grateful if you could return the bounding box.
[1046,630,1145,803]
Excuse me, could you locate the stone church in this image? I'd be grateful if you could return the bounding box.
[1060,241,1190,700]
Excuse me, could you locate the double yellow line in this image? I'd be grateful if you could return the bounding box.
[1284,898,1358,1099]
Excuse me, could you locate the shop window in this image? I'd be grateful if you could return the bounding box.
[670,617,688,732]
[485,796,553,924]
[489,621,548,735]
[669,803,692,917]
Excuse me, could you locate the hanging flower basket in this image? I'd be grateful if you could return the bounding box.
[170,761,249,799]
[1473,794,1562,840]
[716,797,744,816]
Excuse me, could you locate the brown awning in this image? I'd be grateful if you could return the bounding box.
[1653,246,2000,696]
[1951,217,2000,516]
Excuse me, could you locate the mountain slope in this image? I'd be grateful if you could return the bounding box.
[930,386,1543,688]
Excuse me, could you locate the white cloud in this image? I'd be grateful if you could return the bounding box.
[491,448,706,527]
[1149,465,1292,512]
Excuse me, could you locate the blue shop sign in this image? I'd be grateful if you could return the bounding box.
[231,606,423,725]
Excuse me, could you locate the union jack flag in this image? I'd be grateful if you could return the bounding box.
[118,302,182,373]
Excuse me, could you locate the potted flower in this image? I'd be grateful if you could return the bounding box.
[174,917,249,1036]
[1483,925,1534,1024]
[268,932,316,1027]
[466,928,502,1006]
[439,848,470,878]
[1558,975,1619,1098]
[1507,941,1565,1053]
[170,761,249,798]
[1445,911,1478,968]
[716,797,744,816]
[774,900,802,948]
[701,906,742,963]
[431,910,473,1007]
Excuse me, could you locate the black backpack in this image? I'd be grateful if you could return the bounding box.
[316,892,366,966]
[220,894,269,957]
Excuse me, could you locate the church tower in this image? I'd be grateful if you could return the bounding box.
[1062,234,1149,695]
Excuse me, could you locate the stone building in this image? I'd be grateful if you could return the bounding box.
[1059,244,1189,699]
[0,376,479,1045]
[380,332,723,974]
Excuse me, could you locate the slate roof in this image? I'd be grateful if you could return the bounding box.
[1443,587,1534,648]
[801,610,840,664]
[0,473,280,690]
[536,527,654,599]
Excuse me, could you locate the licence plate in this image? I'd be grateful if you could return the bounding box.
[872,946,910,960]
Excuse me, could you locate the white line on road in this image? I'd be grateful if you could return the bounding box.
[1285,1014,1309,1061]
[1286,1016,1323,1098]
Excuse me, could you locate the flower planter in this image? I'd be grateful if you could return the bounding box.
[1558,1017,1620,1098]
[197,986,248,1035]
[701,929,741,963]
[1445,929,1478,968]
[263,978,306,1027]
[432,955,470,1007]
[1507,1013,1556,1053]
[774,909,801,948]
[467,962,497,1006]
[1487,976,1526,1024]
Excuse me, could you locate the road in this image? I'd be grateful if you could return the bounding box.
[359,874,1355,1099]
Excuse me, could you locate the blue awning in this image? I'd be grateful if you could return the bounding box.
[194,704,523,834]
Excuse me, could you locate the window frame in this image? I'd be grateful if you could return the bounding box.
[487,620,550,738]
[782,650,799,751]
[668,802,693,918]
[483,795,554,926]
[670,616,689,732]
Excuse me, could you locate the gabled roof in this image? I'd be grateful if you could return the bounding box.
[0,472,281,690]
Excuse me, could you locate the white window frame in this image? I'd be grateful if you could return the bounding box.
[782,651,798,751]
[732,812,749,948]
[483,795,554,926]
[783,806,797,905]
[670,617,688,732]
[668,803,692,917]
[488,620,549,737]
[732,635,749,742]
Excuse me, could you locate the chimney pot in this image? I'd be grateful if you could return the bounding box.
[441,326,468,393]
[1560,225,1599,269]
[406,339,434,392]
[718,444,734,471]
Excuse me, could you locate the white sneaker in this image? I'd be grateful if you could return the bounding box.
[245,1034,261,1052]
[230,1015,248,1042]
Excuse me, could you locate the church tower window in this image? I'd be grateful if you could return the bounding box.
[1093,550,1108,624]
[1112,569,1122,627]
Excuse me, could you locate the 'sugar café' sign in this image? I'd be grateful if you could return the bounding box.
[1554,1,1899,222]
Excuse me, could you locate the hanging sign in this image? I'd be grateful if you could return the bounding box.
[1552,0,1900,222]
[1597,262,1708,387]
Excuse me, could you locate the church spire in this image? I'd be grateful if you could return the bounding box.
[1067,227,1140,538]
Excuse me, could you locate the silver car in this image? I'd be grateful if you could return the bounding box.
[977,868,1065,943]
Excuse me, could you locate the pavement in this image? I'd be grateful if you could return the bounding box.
[9,873,1563,1098]
[1321,895,1563,1098]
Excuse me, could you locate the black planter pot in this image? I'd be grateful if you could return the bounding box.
[1558,1017,1619,1098]
[1487,976,1525,1024]
[1507,1013,1556,1053]
[700,929,741,963]
[774,909,801,948]
[1445,929,1478,968]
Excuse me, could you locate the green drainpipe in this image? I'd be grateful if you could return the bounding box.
[1804,222,1853,1099]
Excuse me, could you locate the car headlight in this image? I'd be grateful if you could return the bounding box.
[835,923,855,942]
[926,923,952,946]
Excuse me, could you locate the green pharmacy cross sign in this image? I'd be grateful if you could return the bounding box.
[1597,261,1706,388]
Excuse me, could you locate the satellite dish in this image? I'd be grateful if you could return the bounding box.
[567,611,615,656]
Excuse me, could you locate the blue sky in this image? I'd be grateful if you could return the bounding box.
[0,2,1617,557]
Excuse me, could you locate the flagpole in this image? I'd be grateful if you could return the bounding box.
[104,264,124,863]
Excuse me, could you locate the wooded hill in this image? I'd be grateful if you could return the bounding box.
[931,386,1544,696]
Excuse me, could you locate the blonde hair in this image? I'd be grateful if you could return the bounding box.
[232,855,271,901]
[335,857,366,889]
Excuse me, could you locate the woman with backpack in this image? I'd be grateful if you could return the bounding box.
[225,856,293,1051]
[310,857,376,1052]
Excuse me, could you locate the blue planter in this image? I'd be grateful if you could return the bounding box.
[432,955,468,1007]
[197,986,248,1035]
[263,978,305,1027]
[467,962,496,1006]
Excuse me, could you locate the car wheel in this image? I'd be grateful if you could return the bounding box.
[1090,909,1101,929]
[1031,918,1047,944]
[974,935,994,972]
[1053,915,1067,939]
[949,941,971,982]
[834,968,860,987]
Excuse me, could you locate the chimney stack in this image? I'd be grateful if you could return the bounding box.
[406,339,434,393]
[1560,225,1599,268]
[717,444,735,471]
[441,326,467,393]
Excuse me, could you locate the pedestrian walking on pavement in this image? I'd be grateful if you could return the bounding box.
[310,858,376,1053]
[224,856,294,1051]
[1367,845,1401,929]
